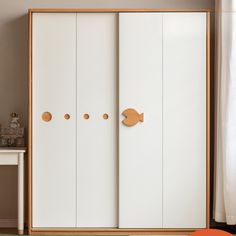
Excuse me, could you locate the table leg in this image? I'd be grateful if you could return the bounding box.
[18,153,24,235]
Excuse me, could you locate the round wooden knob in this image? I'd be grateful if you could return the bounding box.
[83,113,89,120]
[64,114,70,120]
[42,112,52,122]
[103,113,109,120]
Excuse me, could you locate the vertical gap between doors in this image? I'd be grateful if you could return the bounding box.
[75,12,78,227]
[161,13,164,229]
[117,12,120,229]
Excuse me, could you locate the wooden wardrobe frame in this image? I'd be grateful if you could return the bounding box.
[28,8,211,235]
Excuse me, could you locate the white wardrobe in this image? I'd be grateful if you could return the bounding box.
[29,10,210,233]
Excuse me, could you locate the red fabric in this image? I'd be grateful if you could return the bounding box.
[190,229,232,236]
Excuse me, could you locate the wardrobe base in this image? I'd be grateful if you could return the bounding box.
[29,228,208,235]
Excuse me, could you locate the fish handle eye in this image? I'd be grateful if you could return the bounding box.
[122,108,144,127]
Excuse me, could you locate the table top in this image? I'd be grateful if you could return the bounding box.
[0,147,27,153]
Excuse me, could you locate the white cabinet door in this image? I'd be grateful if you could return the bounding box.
[163,13,206,228]
[119,13,163,228]
[32,13,77,227]
[76,13,118,227]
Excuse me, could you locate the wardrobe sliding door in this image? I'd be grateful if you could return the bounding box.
[76,13,118,227]
[119,13,163,228]
[32,13,77,227]
[118,12,207,229]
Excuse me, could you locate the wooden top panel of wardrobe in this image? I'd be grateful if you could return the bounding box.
[28,8,212,13]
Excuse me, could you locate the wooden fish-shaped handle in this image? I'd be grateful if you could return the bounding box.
[122,108,144,127]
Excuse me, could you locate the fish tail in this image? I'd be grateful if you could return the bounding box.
[139,113,144,122]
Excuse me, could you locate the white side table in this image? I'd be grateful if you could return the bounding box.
[0,148,26,235]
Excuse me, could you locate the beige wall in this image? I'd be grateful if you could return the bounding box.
[0,0,214,225]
